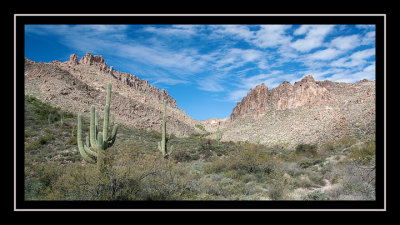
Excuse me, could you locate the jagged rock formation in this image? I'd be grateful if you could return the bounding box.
[231,83,270,120]
[24,53,199,135]
[223,75,375,147]
[231,75,337,121]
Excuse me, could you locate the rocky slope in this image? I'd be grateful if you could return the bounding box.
[217,75,375,148]
[24,53,201,136]
[24,53,375,148]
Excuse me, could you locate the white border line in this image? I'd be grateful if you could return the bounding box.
[15,14,387,16]
[15,13,386,212]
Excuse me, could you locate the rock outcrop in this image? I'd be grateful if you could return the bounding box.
[224,74,375,147]
[64,53,177,108]
[231,83,270,120]
[24,54,198,135]
[230,75,336,121]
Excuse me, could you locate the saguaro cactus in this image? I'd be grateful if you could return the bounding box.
[77,83,119,169]
[158,100,174,158]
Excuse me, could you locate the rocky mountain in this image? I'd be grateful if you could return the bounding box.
[218,75,375,147]
[24,53,200,136]
[24,52,375,148]
[230,75,338,121]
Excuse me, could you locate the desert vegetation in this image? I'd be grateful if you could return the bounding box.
[24,94,375,201]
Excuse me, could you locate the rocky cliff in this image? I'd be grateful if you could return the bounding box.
[24,53,200,135]
[231,75,337,121]
[223,75,375,147]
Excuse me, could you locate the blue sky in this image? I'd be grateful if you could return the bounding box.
[25,24,375,120]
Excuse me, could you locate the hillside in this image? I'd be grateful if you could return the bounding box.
[212,75,375,148]
[24,53,202,136]
[24,53,375,148]
[24,95,376,201]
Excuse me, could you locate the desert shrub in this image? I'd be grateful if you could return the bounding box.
[266,171,288,200]
[25,140,42,151]
[66,136,77,145]
[302,190,330,200]
[348,140,375,165]
[25,95,61,121]
[307,172,325,186]
[293,176,315,189]
[298,158,323,169]
[38,133,55,145]
[295,143,318,157]
[336,136,357,149]
[42,151,200,200]
[26,161,63,198]
[197,174,245,199]
[204,146,277,187]
[25,134,55,151]
[148,130,162,140]
[195,124,207,132]
[172,148,199,162]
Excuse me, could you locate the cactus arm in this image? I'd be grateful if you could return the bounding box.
[97,132,104,171]
[103,104,110,143]
[95,111,98,137]
[105,124,118,148]
[83,135,97,157]
[89,105,98,150]
[86,136,90,148]
[106,83,111,106]
[84,143,97,157]
[77,114,95,163]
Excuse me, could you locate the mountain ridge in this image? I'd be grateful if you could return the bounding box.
[24,53,376,147]
[217,75,375,147]
[24,53,201,136]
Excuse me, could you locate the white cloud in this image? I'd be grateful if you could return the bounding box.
[197,77,225,92]
[142,25,198,37]
[361,31,375,45]
[213,48,264,71]
[290,25,335,52]
[227,89,252,103]
[210,25,292,49]
[251,25,292,48]
[327,63,375,82]
[356,25,375,30]
[330,48,375,68]
[212,25,255,40]
[330,34,360,50]
[307,48,343,61]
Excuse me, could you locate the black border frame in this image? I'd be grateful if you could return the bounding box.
[14,14,386,211]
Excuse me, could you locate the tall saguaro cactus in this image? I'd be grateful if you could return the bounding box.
[77,83,119,170]
[158,100,174,158]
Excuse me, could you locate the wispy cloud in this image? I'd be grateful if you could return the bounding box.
[290,25,335,52]
[330,48,375,68]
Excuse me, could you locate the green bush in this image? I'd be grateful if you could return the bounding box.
[25,134,55,151]
[348,140,375,165]
[298,158,322,169]
[25,95,61,121]
[302,190,330,200]
[205,146,276,177]
[195,124,207,132]
[295,143,318,157]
